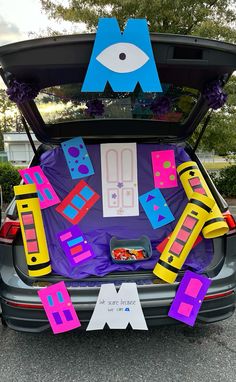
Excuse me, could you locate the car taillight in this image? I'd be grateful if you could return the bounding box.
[223,211,236,234]
[0,217,20,244]
[204,289,234,300]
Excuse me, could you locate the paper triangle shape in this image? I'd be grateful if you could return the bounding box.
[158,214,165,222]
[146,194,155,202]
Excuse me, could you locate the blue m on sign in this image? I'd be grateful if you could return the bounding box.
[82,18,163,93]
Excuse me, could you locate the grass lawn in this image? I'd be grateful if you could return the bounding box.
[202,162,230,170]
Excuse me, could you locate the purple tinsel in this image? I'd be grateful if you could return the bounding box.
[86,99,105,117]
[203,80,227,110]
[6,80,39,103]
[150,96,172,116]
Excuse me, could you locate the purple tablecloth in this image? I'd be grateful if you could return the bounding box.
[40,143,213,279]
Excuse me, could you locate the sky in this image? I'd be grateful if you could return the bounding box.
[0,0,85,87]
[0,0,85,45]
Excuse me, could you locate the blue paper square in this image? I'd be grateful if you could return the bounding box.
[139,188,174,229]
[80,186,94,200]
[63,205,79,220]
[61,137,94,180]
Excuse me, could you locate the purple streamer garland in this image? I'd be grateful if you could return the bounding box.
[86,99,104,116]
[203,80,227,110]
[150,96,172,116]
[6,80,39,103]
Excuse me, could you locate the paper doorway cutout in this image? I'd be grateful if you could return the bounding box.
[139,188,174,229]
[86,283,148,330]
[168,271,211,326]
[38,281,81,334]
[55,180,100,224]
[57,225,94,267]
[82,18,162,92]
[61,137,94,180]
[151,150,177,188]
[101,143,139,217]
[19,166,60,209]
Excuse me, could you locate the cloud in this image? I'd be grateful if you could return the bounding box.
[0,15,23,45]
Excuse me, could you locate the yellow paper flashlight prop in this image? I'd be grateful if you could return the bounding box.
[177,161,228,239]
[14,184,51,277]
[153,193,215,284]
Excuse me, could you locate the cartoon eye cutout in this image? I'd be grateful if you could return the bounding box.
[96,42,149,73]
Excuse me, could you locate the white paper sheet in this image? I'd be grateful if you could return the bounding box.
[100,143,139,217]
[86,283,148,331]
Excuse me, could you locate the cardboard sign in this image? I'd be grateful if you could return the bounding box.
[86,283,148,331]
[82,18,162,92]
[151,150,177,188]
[168,271,212,326]
[56,180,100,224]
[19,166,60,209]
[101,143,139,217]
[61,137,94,180]
[139,188,174,229]
[57,225,94,267]
[38,281,81,334]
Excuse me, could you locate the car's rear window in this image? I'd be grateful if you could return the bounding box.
[35,83,200,125]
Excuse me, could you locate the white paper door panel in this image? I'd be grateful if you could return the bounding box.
[101,143,139,217]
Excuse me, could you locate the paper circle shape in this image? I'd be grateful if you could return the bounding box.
[78,164,89,174]
[163,161,171,168]
[68,147,80,157]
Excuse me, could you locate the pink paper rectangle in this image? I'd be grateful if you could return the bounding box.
[183,216,197,230]
[73,250,93,263]
[151,150,177,189]
[38,281,81,334]
[60,232,73,242]
[22,213,34,225]
[19,166,60,209]
[185,279,203,298]
[27,240,38,253]
[25,229,36,240]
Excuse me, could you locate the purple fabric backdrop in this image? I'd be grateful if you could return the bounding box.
[40,143,213,279]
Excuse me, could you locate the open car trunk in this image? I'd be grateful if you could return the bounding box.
[11,141,227,285]
[1,32,236,284]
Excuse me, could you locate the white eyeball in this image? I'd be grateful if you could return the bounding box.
[96,42,149,73]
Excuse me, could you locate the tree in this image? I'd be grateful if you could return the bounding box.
[0,89,20,150]
[190,75,236,155]
[40,0,236,42]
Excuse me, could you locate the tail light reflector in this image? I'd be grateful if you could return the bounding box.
[223,211,236,233]
[204,289,234,300]
[0,217,20,244]
[4,299,44,310]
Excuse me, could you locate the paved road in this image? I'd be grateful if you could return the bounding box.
[0,314,235,382]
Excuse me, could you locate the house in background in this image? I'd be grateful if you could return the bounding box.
[3,132,40,165]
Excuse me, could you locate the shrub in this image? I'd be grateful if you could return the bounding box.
[0,163,21,204]
[214,165,236,198]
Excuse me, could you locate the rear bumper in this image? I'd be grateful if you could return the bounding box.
[1,285,236,333]
[1,291,235,333]
[1,234,236,333]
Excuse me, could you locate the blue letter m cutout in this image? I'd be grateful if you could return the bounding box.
[82,18,163,93]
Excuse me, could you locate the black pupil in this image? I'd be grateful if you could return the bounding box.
[119,53,126,60]
[31,257,37,262]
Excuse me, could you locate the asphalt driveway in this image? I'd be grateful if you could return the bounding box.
[0,314,235,382]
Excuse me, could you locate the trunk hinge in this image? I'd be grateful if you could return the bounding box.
[193,110,213,152]
[20,115,39,160]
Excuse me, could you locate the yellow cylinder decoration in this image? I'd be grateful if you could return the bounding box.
[177,161,228,239]
[14,184,51,277]
[153,193,215,284]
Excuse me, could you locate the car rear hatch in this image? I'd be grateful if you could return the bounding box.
[1,33,236,285]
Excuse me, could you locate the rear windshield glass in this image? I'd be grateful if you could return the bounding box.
[35,83,200,124]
